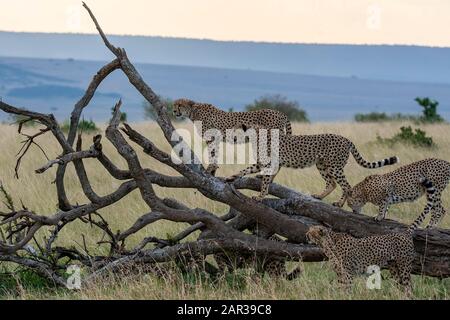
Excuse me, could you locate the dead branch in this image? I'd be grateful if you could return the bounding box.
[15,128,50,178]
[35,134,102,174]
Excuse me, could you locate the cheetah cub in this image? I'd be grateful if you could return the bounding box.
[347,158,450,229]
[226,124,399,206]
[172,98,292,175]
[306,225,415,293]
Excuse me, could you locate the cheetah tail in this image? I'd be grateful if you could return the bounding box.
[350,144,399,169]
[408,178,436,233]
[285,119,292,135]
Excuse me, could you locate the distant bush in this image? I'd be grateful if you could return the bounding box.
[60,118,99,133]
[377,126,435,148]
[355,97,445,123]
[354,112,416,122]
[245,94,309,122]
[143,96,179,121]
[415,97,444,123]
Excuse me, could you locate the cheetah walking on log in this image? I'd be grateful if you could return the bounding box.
[226,124,399,205]
[172,98,292,175]
[347,158,450,229]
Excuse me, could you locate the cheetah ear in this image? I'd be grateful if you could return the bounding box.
[185,99,196,107]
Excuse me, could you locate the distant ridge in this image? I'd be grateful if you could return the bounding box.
[6,30,450,47]
[2,31,450,84]
[1,56,449,123]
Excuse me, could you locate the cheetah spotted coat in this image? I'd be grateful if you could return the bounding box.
[226,125,398,205]
[173,98,292,175]
[306,225,414,292]
[347,158,450,229]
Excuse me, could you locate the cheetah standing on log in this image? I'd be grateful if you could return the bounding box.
[172,98,292,175]
[226,124,399,205]
[347,158,450,229]
[306,225,415,293]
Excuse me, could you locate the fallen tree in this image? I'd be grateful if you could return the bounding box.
[0,3,449,287]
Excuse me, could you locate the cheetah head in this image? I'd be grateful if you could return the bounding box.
[173,98,195,118]
[347,176,376,214]
[306,225,331,246]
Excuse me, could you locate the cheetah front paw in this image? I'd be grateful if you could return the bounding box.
[373,215,384,222]
[311,194,322,200]
[225,176,238,182]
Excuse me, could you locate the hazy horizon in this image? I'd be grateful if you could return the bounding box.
[2,0,450,47]
[3,29,450,49]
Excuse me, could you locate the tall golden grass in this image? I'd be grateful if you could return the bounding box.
[0,121,449,299]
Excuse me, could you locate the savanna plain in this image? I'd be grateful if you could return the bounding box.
[0,121,449,300]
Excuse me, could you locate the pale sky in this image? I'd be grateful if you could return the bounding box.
[1,0,450,47]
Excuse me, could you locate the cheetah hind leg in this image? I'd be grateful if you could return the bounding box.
[330,168,352,207]
[427,196,445,229]
[312,163,337,200]
[396,261,413,297]
[435,206,447,226]
[388,262,400,283]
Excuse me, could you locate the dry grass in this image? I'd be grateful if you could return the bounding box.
[0,120,449,300]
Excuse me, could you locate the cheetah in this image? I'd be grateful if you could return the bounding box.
[226,124,399,206]
[347,158,450,229]
[172,98,292,175]
[306,225,415,293]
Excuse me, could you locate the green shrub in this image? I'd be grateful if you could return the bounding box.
[355,112,389,122]
[143,96,179,121]
[60,118,99,133]
[245,94,309,122]
[377,126,435,148]
[355,97,446,123]
[0,267,54,294]
[415,97,444,123]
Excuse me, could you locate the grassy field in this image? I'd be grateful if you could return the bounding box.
[0,121,449,300]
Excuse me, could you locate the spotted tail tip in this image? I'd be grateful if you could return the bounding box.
[389,156,399,165]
